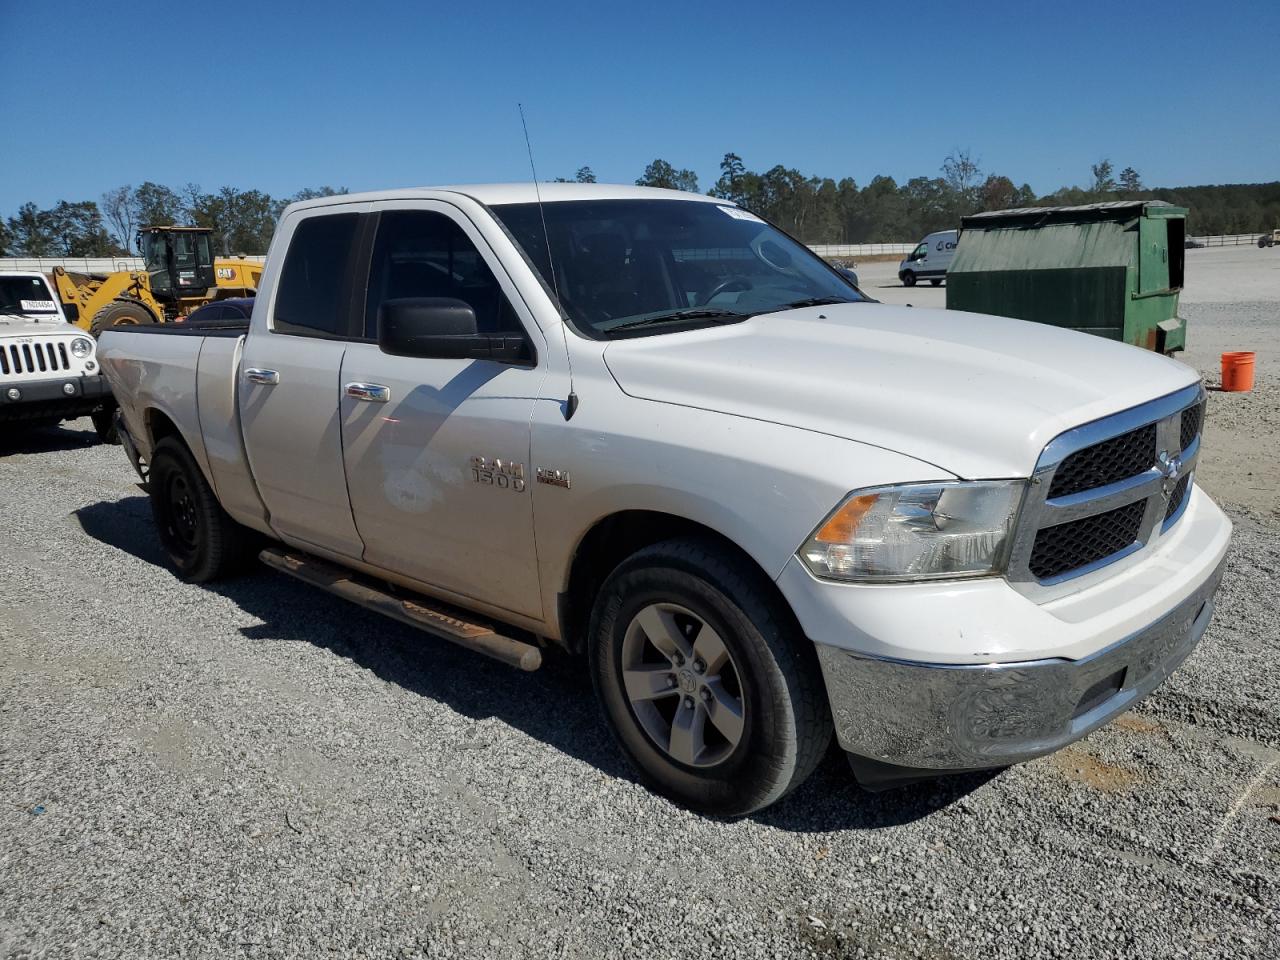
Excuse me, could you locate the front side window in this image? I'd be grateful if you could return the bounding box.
[490,199,863,338]
[273,213,360,337]
[364,210,523,338]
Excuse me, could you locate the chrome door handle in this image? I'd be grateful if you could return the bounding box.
[345,382,390,403]
[245,368,280,385]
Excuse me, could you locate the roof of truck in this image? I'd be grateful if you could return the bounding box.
[281,182,726,216]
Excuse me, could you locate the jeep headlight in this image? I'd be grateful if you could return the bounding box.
[70,337,93,359]
[800,481,1025,582]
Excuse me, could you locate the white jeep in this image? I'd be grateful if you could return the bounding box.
[0,271,115,441]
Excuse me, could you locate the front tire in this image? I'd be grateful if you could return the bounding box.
[89,299,157,337]
[588,538,832,816]
[148,437,248,581]
[901,270,917,287]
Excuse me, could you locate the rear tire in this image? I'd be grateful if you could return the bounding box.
[901,270,917,287]
[89,299,156,337]
[588,537,832,816]
[148,437,249,582]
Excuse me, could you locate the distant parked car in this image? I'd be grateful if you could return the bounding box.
[1258,230,1279,248]
[183,297,254,326]
[831,262,860,287]
[1184,238,1205,249]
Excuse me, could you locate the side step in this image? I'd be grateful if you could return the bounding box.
[258,547,542,671]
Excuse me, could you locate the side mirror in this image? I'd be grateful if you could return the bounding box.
[378,298,530,363]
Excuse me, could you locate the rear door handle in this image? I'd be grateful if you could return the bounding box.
[345,382,391,403]
[245,368,280,385]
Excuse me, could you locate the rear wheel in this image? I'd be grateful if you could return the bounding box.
[901,270,917,287]
[588,538,832,816]
[148,437,249,581]
[89,299,156,337]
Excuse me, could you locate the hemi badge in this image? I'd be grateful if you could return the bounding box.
[536,467,572,489]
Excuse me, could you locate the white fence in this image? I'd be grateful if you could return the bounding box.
[0,255,268,274]
[810,243,914,258]
[1187,234,1264,247]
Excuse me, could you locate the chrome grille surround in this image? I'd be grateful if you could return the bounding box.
[1007,382,1206,594]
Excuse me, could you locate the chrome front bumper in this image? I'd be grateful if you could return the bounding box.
[815,554,1226,772]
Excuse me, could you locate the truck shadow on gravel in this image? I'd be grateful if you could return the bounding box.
[76,495,994,832]
[0,422,101,456]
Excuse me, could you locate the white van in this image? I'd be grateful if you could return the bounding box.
[899,229,958,287]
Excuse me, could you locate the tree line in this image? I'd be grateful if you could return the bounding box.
[0,184,347,259]
[3,155,1277,258]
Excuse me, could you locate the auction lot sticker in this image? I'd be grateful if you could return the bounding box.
[20,300,58,312]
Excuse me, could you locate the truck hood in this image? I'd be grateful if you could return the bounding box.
[602,303,1199,479]
[0,313,74,335]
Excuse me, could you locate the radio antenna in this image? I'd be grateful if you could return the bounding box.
[519,103,578,420]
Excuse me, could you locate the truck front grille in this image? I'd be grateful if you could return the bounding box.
[1164,474,1191,523]
[1047,423,1157,498]
[1010,384,1205,587]
[1029,500,1146,580]
[0,341,72,377]
[1180,401,1204,452]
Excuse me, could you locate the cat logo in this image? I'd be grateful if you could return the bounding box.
[216,267,237,280]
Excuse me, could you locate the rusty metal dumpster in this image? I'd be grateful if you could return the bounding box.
[947,200,1188,353]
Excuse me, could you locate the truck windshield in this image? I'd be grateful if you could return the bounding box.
[0,276,59,315]
[490,199,863,337]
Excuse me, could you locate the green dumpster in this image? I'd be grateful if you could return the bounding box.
[946,200,1188,354]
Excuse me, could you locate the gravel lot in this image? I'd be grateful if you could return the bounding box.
[3,248,1278,959]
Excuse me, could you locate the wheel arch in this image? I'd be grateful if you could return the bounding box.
[144,407,217,491]
[558,509,801,655]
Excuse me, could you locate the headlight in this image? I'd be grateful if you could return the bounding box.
[800,481,1025,582]
[70,337,93,359]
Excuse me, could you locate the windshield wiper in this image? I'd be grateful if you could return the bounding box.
[770,296,857,312]
[607,308,745,332]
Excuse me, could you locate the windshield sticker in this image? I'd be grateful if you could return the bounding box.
[717,206,764,223]
[19,300,57,312]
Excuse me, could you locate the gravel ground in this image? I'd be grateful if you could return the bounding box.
[2,259,1279,958]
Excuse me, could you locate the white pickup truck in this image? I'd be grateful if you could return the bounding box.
[98,184,1232,815]
[1,271,115,440]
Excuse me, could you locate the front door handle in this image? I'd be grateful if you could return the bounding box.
[245,368,280,385]
[345,382,391,403]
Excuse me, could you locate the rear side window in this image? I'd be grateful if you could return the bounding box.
[364,210,523,338]
[273,213,360,337]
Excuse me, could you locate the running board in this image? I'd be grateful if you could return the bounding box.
[258,547,542,671]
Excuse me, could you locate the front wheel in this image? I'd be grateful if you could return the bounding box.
[148,437,249,581]
[588,538,832,816]
[901,270,917,287]
[89,299,157,337]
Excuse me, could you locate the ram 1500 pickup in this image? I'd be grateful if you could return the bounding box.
[1,271,116,441]
[98,184,1232,815]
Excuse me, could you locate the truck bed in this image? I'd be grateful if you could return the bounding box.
[102,318,249,337]
[98,320,269,533]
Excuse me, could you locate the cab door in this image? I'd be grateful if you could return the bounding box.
[239,207,369,558]
[337,202,548,619]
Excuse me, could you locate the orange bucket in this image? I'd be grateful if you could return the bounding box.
[1221,352,1256,392]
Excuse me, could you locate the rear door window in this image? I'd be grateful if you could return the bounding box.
[273,213,362,337]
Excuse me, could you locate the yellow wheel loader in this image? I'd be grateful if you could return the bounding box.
[51,226,263,336]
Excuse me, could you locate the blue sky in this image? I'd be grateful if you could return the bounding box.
[1,0,1276,214]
